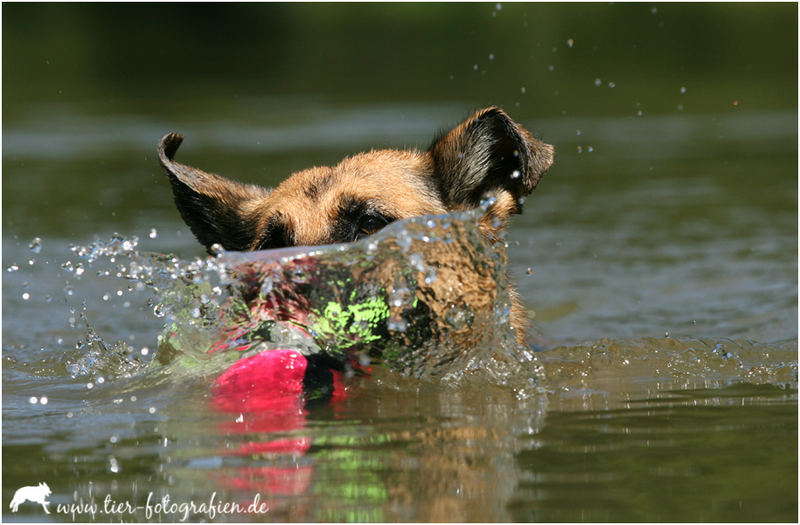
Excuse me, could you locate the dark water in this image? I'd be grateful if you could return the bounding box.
[3,3,797,522]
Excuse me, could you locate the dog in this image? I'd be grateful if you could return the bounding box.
[9,482,51,514]
[157,107,553,347]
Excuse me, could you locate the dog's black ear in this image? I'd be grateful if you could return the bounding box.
[157,133,270,252]
[429,107,554,215]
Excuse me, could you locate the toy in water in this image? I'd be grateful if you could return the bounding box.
[158,212,528,402]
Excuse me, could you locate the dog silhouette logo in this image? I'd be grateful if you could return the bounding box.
[9,482,51,514]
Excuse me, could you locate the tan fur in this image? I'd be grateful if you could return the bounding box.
[247,151,446,248]
[158,107,553,346]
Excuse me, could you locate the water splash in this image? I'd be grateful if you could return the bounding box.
[61,306,144,380]
[66,210,542,390]
[59,213,796,399]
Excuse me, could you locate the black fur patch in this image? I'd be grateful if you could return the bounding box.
[331,197,394,243]
[465,109,530,205]
[256,214,295,250]
[429,107,530,210]
[167,178,259,253]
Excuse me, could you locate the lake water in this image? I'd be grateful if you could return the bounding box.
[3,4,797,522]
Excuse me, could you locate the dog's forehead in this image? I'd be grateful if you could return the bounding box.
[255,148,445,244]
[278,150,439,207]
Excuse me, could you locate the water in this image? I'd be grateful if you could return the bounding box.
[3,4,798,522]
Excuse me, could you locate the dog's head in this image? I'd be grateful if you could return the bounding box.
[158,107,553,253]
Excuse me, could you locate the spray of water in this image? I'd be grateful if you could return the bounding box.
[59,210,796,399]
[65,210,544,392]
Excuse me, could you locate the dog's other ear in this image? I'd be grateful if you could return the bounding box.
[429,107,554,229]
[157,133,270,252]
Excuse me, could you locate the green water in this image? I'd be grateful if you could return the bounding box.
[3,3,797,522]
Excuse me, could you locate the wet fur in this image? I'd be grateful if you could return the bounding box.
[158,107,553,344]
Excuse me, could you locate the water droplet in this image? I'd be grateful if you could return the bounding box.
[677,104,684,111]
[520,86,526,94]
[29,396,38,404]
[577,146,583,154]
[547,65,554,72]
[149,228,158,239]
[608,81,616,88]
[445,307,468,328]
[29,237,42,253]
[651,7,658,14]
[495,3,502,9]
[109,457,120,473]
[473,64,479,71]
[566,38,574,48]
[526,267,533,275]
[110,435,119,444]
[153,303,166,318]
[488,53,495,60]
[387,317,408,332]
[6,263,19,272]
[680,86,687,94]
[637,110,643,117]
[96,376,105,384]
[103,294,110,301]
[510,170,521,179]
[587,146,594,153]
[594,78,602,87]
[40,396,48,405]
[22,292,30,301]
[408,253,426,272]
[141,347,150,356]
[86,382,94,389]
[424,268,437,284]
[209,243,225,256]
[148,406,157,414]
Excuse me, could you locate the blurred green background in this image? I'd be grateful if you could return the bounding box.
[4,3,797,117]
[3,3,797,240]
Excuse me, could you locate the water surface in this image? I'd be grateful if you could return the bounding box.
[3,3,797,522]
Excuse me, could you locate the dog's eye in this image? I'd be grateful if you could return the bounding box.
[356,214,391,240]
